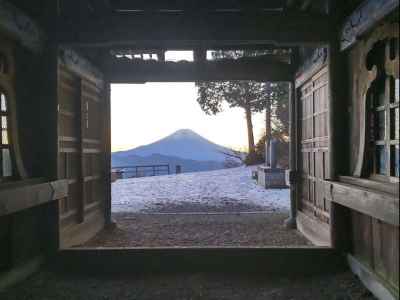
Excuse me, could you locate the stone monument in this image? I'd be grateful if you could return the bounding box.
[257,138,287,188]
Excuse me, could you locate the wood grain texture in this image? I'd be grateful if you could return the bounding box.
[0,179,68,216]
[325,180,399,226]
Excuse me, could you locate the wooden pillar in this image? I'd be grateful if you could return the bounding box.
[77,80,85,223]
[40,42,61,251]
[328,38,351,252]
[103,81,113,226]
[285,81,298,229]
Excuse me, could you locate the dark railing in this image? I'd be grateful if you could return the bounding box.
[112,164,170,179]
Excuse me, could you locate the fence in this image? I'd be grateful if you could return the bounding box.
[112,164,170,179]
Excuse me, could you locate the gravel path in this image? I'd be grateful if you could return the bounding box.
[0,271,376,300]
[83,212,311,247]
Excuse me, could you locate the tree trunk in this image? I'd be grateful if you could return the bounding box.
[245,105,255,154]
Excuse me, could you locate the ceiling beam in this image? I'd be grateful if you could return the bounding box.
[55,12,332,48]
[103,58,294,82]
[110,0,285,12]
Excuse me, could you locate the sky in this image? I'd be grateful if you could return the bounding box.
[111,82,266,152]
[111,51,266,152]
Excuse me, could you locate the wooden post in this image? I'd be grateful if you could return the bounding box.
[103,81,112,226]
[40,42,61,251]
[285,81,297,229]
[328,38,351,252]
[77,80,85,223]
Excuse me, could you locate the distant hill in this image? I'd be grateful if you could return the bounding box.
[112,129,241,174]
[112,153,225,174]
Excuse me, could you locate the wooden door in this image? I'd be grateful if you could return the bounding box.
[296,66,332,246]
[57,60,107,248]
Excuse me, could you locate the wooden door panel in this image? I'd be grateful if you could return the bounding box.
[57,62,106,248]
[297,66,331,246]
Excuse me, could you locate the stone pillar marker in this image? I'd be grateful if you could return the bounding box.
[257,138,287,189]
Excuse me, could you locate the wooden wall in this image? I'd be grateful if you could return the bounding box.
[345,21,399,296]
[0,37,60,284]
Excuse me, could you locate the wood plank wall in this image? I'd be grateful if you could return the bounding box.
[57,62,106,248]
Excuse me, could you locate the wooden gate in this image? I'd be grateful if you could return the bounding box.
[57,54,107,248]
[296,66,332,246]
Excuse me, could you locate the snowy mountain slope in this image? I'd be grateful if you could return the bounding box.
[113,129,235,162]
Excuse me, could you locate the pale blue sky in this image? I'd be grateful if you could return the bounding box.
[111,82,265,152]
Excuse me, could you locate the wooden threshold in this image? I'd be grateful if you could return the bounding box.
[296,211,331,247]
[52,247,346,275]
[348,254,399,300]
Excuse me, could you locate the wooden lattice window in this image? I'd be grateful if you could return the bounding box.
[368,39,399,182]
[0,91,13,180]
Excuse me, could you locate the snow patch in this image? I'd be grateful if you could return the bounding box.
[112,166,290,213]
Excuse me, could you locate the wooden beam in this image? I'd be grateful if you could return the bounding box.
[55,12,332,48]
[340,0,399,51]
[295,47,328,87]
[0,179,69,216]
[324,180,399,226]
[105,59,294,82]
[0,0,44,52]
[59,48,104,88]
[111,0,285,12]
[52,247,346,275]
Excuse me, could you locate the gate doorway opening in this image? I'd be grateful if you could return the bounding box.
[80,80,311,248]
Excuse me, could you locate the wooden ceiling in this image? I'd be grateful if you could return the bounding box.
[5,0,340,50]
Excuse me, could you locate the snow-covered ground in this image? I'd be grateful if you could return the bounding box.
[112,166,290,213]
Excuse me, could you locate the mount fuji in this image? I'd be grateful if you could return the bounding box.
[112,129,240,173]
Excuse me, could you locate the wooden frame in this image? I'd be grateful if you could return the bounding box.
[340,0,399,51]
[0,37,27,181]
[353,23,399,182]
